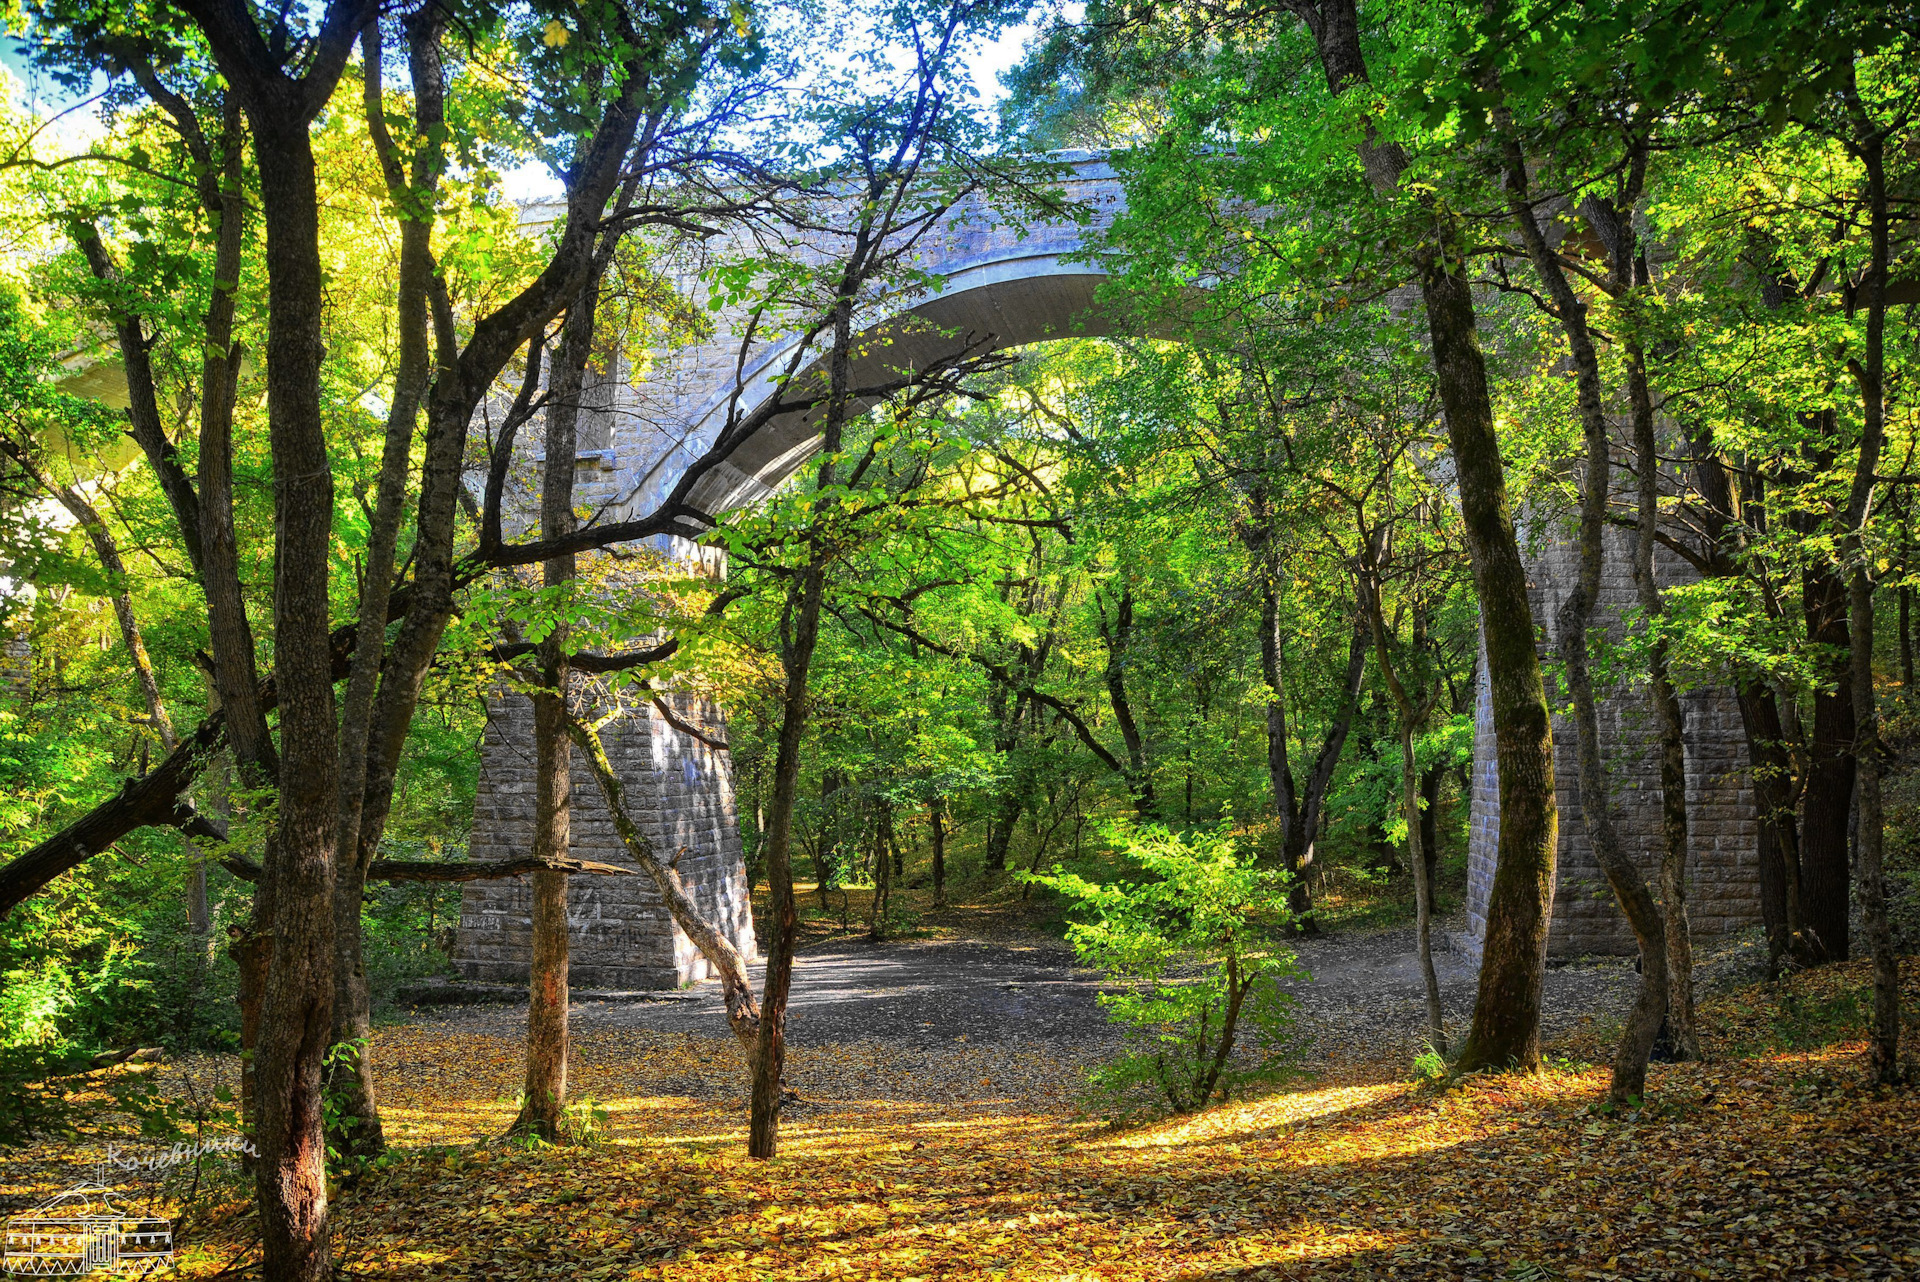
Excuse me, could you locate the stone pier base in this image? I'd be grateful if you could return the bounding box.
[1462,527,1762,958]
[453,690,757,990]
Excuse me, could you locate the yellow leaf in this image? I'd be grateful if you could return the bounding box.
[543,19,571,47]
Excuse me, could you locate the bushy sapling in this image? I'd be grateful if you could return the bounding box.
[1026,823,1301,1113]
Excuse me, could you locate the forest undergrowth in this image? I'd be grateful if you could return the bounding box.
[3,955,1913,1282]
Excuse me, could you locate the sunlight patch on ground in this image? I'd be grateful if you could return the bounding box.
[9,959,1918,1281]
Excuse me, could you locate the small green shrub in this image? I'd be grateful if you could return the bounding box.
[1411,1047,1448,1081]
[1025,822,1300,1114]
[562,1095,611,1145]
[1772,988,1864,1050]
[0,1044,89,1145]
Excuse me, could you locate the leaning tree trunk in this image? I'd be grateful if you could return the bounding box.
[1502,142,1666,1100]
[567,715,761,1048]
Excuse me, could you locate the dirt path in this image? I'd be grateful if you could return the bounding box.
[408,918,1639,1067]
[1280,924,1637,1066]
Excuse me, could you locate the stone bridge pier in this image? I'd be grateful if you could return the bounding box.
[1460,527,1762,960]
[455,690,756,990]
[451,151,1761,987]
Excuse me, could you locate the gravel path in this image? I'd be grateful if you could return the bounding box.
[1280,923,1637,1066]
[402,918,1641,1068]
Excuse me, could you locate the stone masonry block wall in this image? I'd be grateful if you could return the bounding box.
[1464,525,1761,957]
[454,689,757,990]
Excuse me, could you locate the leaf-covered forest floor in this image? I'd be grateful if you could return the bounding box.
[3,898,1917,1281]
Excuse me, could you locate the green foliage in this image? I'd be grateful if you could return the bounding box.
[1026,823,1300,1114]
[0,1044,90,1146]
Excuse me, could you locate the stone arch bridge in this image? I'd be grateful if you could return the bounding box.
[452,153,1759,990]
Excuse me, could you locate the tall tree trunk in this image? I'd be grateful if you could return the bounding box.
[749,559,820,1158]
[750,281,859,1157]
[326,15,445,1156]
[1799,554,1855,963]
[249,110,342,1282]
[1292,0,1559,1075]
[1626,347,1700,1060]
[929,805,947,903]
[1502,141,1666,1099]
[1844,116,1898,1083]
[1357,535,1447,1055]
[515,272,597,1140]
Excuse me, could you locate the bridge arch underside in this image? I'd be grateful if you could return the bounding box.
[455,255,1763,991]
[666,259,1130,519]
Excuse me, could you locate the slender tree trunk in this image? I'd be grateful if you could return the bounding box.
[1741,684,1805,970]
[1098,588,1156,818]
[1400,724,1446,1054]
[869,804,894,940]
[1357,533,1447,1056]
[515,271,597,1141]
[816,771,841,905]
[1851,570,1899,1083]
[326,17,446,1156]
[751,555,825,1158]
[568,715,761,1048]
[1844,121,1899,1084]
[1254,554,1335,929]
[929,805,947,903]
[1626,347,1700,1060]
[1800,557,1855,963]
[1196,951,1249,1106]
[1257,570,1298,888]
[1901,586,1914,696]
[1418,763,1443,917]
[1502,143,1664,1098]
[750,282,860,1157]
